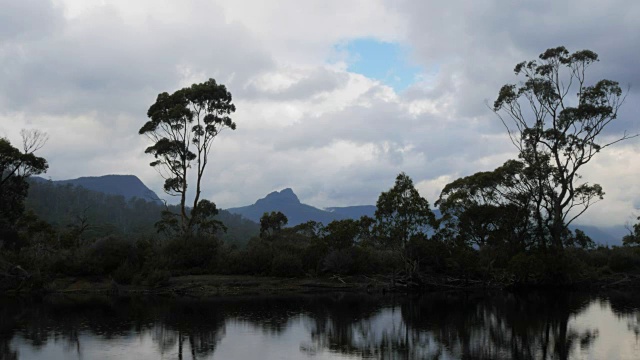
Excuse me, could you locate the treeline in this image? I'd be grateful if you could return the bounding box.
[24,179,259,246]
[3,46,640,291]
[2,169,640,290]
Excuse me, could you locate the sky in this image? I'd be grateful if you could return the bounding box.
[0,0,639,227]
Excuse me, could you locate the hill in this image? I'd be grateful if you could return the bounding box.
[25,178,259,246]
[46,175,164,204]
[226,188,348,226]
[228,189,625,246]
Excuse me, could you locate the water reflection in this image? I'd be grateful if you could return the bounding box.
[0,291,638,359]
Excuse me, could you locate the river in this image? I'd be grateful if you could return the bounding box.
[1,291,639,359]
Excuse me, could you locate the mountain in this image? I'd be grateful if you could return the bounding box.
[227,188,626,246]
[35,175,163,204]
[226,188,348,226]
[569,224,627,247]
[25,177,259,246]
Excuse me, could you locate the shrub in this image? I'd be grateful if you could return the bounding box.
[608,246,640,272]
[322,249,353,274]
[271,252,303,277]
[162,236,220,272]
[146,269,170,287]
[112,261,138,285]
[243,238,273,275]
[88,236,134,274]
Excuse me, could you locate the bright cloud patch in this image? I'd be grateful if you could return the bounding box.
[334,38,421,92]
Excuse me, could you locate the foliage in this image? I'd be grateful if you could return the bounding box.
[139,78,236,235]
[0,133,48,248]
[260,211,288,239]
[24,179,258,244]
[493,46,635,250]
[162,235,221,272]
[322,219,361,249]
[436,160,533,252]
[271,252,304,277]
[623,217,640,246]
[374,172,436,249]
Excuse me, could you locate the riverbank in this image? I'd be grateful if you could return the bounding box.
[3,270,637,298]
[42,274,386,297]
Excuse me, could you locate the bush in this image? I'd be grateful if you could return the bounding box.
[88,236,134,274]
[608,247,640,272]
[146,269,170,287]
[243,238,273,274]
[406,236,449,273]
[162,236,220,272]
[322,249,353,274]
[49,249,93,276]
[216,246,250,274]
[112,261,138,285]
[271,252,303,277]
[508,252,542,283]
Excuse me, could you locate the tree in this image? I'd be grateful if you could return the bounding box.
[493,46,636,250]
[322,219,361,250]
[260,211,288,239]
[139,79,236,236]
[436,160,533,252]
[623,217,640,246]
[0,130,48,248]
[374,172,436,249]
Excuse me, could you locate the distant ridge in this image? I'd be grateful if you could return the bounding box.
[227,189,626,246]
[226,188,347,226]
[35,174,163,204]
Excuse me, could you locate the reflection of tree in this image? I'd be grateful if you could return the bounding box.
[0,291,633,359]
[0,301,18,360]
[0,339,18,360]
[401,291,599,360]
[605,291,640,340]
[0,298,21,360]
[300,292,601,360]
[156,300,227,359]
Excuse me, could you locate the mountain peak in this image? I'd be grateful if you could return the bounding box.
[256,188,300,205]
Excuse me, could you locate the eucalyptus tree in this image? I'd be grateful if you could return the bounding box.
[374,172,436,249]
[0,130,48,248]
[493,46,635,250]
[139,79,236,236]
[259,211,288,240]
[436,160,534,252]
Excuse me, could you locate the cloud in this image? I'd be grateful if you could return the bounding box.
[0,0,638,227]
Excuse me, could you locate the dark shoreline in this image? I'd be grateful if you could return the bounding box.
[3,272,640,298]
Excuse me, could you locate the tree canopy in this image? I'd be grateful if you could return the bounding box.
[492,46,635,250]
[374,172,436,249]
[139,78,236,236]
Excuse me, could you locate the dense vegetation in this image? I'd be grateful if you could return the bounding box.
[1,47,640,292]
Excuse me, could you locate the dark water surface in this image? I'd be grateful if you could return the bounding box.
[1,291,639,359]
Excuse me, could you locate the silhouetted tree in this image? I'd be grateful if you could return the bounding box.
[0,131,48,250]
[260,211,288,239]
[493,46,636,250]
[139,79,236,236]
[374,172,436,249]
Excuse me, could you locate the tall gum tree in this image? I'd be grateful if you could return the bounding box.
[139,79,236,236]
[0,130,48,246]
[493,46,636,250]
[374,172,436,249]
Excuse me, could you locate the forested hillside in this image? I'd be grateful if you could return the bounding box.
[24,179,259,247]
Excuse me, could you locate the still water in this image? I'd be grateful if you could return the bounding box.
[1,291,639,359]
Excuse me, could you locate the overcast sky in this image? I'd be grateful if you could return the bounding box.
[1,0,638,226]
